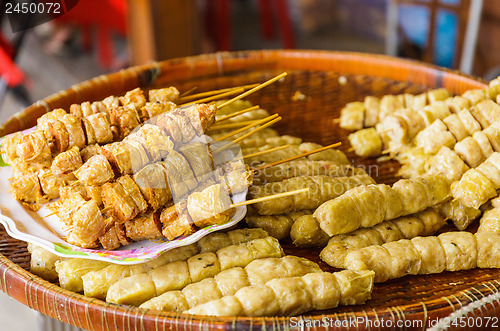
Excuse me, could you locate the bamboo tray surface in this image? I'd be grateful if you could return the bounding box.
[0,50,496,330]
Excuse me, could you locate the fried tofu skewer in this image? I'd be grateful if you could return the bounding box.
[314,174,450,237]
[186,269,374,317]
[137,256,322,310]
[345,231,500,283]
[338,88,451,131]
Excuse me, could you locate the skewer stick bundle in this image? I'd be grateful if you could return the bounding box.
[215,106,260,123]
[255,142,342,171]
[179,88,245,107]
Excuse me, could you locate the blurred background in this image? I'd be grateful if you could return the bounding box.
[0,0,500,330]
[2,0,500,121]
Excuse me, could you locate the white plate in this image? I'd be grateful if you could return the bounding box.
[0,166,247,265]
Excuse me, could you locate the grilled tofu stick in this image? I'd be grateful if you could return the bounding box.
[338,88,450,130]
[345,232,500,283]
[85,236,282,300]
[314,174,450,237]
[249,175,375,216]
[138,256,321,310]
[320,209,445,268]
[186,270,374,317]
[54,228,267,292]
[347,79,500,158]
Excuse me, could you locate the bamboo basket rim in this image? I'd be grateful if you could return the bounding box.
[0,50,494,330]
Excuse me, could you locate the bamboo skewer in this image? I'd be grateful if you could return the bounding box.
[230,117,281,145]
[209,119,264,131]
[216,72,288,110]
[243,145,290,159]
[230,188,309,209]
[179,88,245,107]
[212,116,282,155]
[179,87,198,98]
[178,84,259,103]
[255,142,342,171]
[215,106,260,123]
[214,114,279,142]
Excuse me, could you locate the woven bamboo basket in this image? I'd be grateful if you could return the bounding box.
[0,50,497,330]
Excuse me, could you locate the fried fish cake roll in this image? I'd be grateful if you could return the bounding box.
[426,146,469,182]
[255,160,365,183]
[37,108,67,131]
[379,94,405,120]
[29,244,62,281]
[187,184,233,228]
[164,150,197,190]
[320,210,445,268]
[438,232,477,271]
[1,132,23,164]
[476,232,500,268]
[245,210,310,240]
[363,95,381,126]
[141,256,320,311]
[101,182,139,223]
[179,142,214,180]
[109,104,141,139]
[134,163,172,210]
[87,113,113,144]
[119,87,147,110]
[38,169,65,200]
[455,137,486,168]
[101,142,133,175]
[315,175,449,237]
[290,215,330,247]
[415,119,456,154]
[149,87,179,103]
[10,172,45,207]
[124,212,163,241]
[348,128,383,157]
[74,155,114,186]
[106,237,282,305]
[17,131,52,165]
[250,175,374,216]
[451,168,497,209]
[392,178,431,215]
[98,221,132,250]
[116,175,148,213]
[186,270,374,316]
[445,95,470,113]
[67,200,106,248]
[83,244,198,299]
[141,101,176,120]
[51,146,83,177]
[160,202,195,240]
[483,122,500,151]
[45,119,70,155]
[79,144,101,162]
[56,259,110,292]
[128,124,173,162]
[443,113,468,141]
[478,208,500,234]
[472,99,500,127]
[340,101,365,130]
[463,88,487,104]
[345,231,482,282]
[435,200,481,231]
